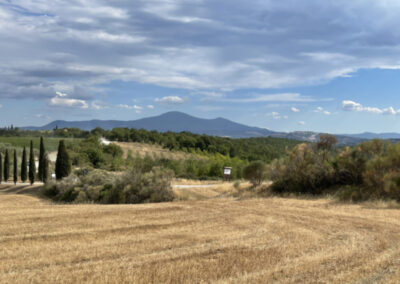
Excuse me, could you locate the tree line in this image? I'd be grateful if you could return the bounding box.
[0,138,71,185]
[0,127,301,163]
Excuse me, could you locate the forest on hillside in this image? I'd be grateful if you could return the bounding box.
[0,127,301,163]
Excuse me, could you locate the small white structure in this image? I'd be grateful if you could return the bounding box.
[224,167,232,181]
[100,137,111,145]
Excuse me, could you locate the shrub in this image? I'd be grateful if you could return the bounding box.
[243,160,268,186]
[40,167,174,204]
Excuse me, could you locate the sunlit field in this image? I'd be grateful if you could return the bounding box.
[0,137,81,152]
[1,185,400,283]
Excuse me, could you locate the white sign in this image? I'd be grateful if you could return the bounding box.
[224,168,232,175]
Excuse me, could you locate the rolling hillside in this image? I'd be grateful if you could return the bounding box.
[22,111,366,145]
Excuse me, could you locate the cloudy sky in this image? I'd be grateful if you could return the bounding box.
[1,0,400,133]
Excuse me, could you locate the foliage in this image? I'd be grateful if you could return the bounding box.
[100,128,300,163]
[21,147,27,182]
[0,153,2,184]
[243,161,268,186]
[42,153,49,183]
[38,137,45,182]
[4,149,9,182]
[55,140,71,180]
[13,150,17,184]
[40,167,174,204]
[29,141,35,185]
[268,137,400,201]
[0,136,80,152]
[0,126,300,164]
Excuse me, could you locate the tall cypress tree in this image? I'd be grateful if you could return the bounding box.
[21,147,27,183]
[0,153,2,184]
[55,140,71,180]
[13,150,17,185]
[38,137,45,182]
[29,141,35,185]
[4,149,9,182]
[42,153,49,183]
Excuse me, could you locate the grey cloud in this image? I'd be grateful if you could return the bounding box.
[1,0,400,100]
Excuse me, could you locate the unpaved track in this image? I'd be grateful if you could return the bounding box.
[1,194,400,283]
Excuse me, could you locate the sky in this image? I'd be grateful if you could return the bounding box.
[1,0,400,133]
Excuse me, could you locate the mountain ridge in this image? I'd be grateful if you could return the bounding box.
[21,111,397,145]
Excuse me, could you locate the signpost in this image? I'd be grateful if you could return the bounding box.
[224,167,232,181]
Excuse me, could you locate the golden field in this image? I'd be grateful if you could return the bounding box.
[1,185,400,283]
[115,141,195,160]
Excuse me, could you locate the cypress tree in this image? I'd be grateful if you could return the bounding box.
[29,141,35,185]
[42,153,49,183]
[13,150,17,185]
[4,149,9,182]
[38,137,45,181]
[21,147,27,183]
[0,153,2,184]
[55,140,71,180]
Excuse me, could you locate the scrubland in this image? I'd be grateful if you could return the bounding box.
[1,185,400,283]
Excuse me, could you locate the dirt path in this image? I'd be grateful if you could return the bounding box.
[0,184,43,195]
[1,194,400,283]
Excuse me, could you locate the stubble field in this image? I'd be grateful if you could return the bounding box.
[1,186,400,283]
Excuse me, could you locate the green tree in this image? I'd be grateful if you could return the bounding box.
[29,140,36,185]
[38,136,46,181]
[0,153,2,184]
[13,150,17,185]
[4,149,9,182]
[55,140,71,180]
[42,153,49,183]
[243,160,268,186]
[21,147,27,183]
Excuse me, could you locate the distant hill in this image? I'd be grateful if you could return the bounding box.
[23,111,281,138]
[340,132,400,140]
[22,111,374,145]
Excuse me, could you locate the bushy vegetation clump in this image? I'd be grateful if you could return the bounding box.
[268,136,400,202]
[40,167,174,204]
[243,161,268,186]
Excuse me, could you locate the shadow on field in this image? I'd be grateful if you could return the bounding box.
[0,184,42,195]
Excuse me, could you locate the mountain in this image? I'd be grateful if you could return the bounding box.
[23,111,281,138]
[341,132,400,140]
[21,111,366,145]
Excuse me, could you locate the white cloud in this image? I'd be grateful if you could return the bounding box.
[3,1,400,100]
[36,114,51,119]
[91,100,108,110]
[291,107,300,112]
[155,96,184,104]
[49,92,88,109]
[229,93,316,103]
[0,104,2,108]
[298,121,306,125]
[118,104,143,113]
[147,104,154,109]
[342,100,400,115]
[314,106,331,115]
[269,112,288,120]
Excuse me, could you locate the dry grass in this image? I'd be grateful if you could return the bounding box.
[115,142,196,160]
[173,183,238,200]
[1,190,400,283]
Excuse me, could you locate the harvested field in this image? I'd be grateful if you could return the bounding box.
[1,189,400,283]
[172,180,252,200]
